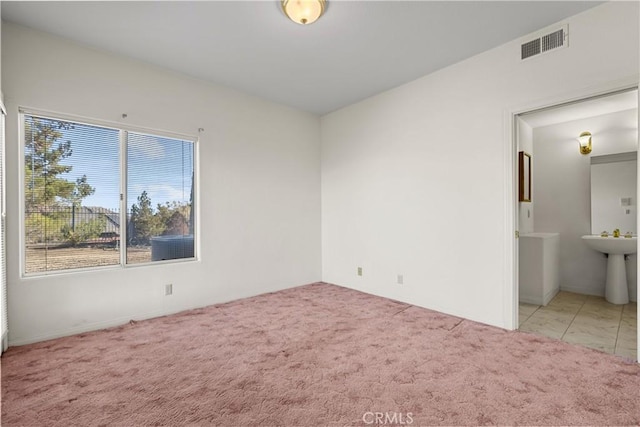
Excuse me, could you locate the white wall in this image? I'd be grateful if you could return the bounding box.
[321,2,639,328]
[2,23,322,345]
[533,109,638,300]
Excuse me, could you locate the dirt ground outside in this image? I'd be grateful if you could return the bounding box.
[25,246,152,274]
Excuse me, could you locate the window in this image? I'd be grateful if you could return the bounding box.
[126,132,195,265]
[22,111,196,275]
[1,105,7,351]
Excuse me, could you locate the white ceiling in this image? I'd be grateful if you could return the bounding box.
[2,1,605,115]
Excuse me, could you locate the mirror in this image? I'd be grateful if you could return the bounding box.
[590,152,637,234]
[519,151,531,202]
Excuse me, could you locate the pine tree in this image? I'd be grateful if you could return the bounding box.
[24,118,95,211]
[130,191,162,244]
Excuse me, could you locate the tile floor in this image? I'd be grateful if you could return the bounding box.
[519,291,637,360]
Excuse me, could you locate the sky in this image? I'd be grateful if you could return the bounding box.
[25,116,194,212]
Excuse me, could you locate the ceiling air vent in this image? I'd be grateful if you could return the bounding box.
[521,24,568,60]
[521,38,541,60]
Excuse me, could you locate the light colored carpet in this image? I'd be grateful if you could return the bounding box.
[2,283,639,426]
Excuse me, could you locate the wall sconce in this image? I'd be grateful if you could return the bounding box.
[577,131,592,155]
[282,0,326,25]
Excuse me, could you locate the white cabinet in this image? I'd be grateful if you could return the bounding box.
[519,233,560,306]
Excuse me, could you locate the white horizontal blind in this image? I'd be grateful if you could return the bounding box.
[23,115,121,274]
[21,111,198,276]
[126,132,195,264]
[1,107,7,352]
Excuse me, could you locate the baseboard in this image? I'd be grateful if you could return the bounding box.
[519,288,560,306]
[8,282,320,347]
[1,331,7,353]
[8,307,182,347]
[559,285,604,298]
[559,285,637,302]
[542,288,560,306]
[518,293,542,306]
[331,281,506,330]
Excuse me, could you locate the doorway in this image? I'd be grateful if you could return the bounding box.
[513,87,639,360]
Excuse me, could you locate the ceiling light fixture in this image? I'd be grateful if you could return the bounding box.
[282,0,326,25]
[577,131,592,155]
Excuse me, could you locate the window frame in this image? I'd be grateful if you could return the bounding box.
[19,107,199,277]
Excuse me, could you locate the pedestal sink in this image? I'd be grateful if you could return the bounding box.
[581,235,637,304]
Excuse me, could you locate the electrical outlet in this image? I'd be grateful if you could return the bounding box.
[397,274,404,285]
[357,267,363,276]
[165,284,173,296]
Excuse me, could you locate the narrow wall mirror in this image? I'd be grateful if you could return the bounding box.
[590,152,637,234]
[519,151,531,202]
